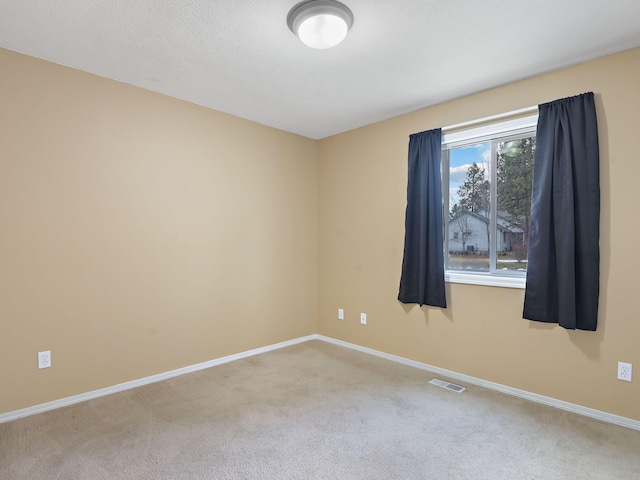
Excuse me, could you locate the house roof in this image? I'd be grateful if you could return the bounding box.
[1,1,640,139]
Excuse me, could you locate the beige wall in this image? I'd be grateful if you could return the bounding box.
[318,47,640,421]
[0,49,318,414]
[2,45,639,422]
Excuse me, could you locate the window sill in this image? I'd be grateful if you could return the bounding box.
[445,272,526,289]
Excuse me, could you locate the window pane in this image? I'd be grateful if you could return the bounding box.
[495,136,535,272]
[447,142,491,272]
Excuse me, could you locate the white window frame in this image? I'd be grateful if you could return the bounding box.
[442,114,538,289]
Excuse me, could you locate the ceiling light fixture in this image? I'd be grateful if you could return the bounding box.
[287,0,354,50]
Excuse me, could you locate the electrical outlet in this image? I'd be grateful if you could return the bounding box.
[618,362,632,382]
[38,350,51,369]
[360,313,367,325]
[338,308,344,320]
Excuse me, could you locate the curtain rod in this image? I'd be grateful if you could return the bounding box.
[442,105,538,132]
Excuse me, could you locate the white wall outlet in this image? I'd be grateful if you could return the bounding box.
[38,350,51,369]
[338,308,344,320]
[360,313,367,325]
[618,362,632,382]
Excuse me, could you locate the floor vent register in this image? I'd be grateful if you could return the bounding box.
[428,378,466,393]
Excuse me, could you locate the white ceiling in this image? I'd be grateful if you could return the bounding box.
[1,0,640,139]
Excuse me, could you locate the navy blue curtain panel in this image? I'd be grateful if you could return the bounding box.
[523,92,600,330]
[398,128,447,308]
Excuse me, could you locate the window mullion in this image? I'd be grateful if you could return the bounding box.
[441,148,450,271]
[489,140,498,273]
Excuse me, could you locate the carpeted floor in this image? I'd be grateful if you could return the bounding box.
[2,340,640,479]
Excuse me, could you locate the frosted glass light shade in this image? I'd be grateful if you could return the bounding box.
[298,14,348,49]
[287,0,354,49]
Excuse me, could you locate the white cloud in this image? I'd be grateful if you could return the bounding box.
[450,164,471,183]
[481,147,491,164]
[451,147,491,181]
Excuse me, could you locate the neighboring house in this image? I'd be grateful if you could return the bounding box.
[448,210,525,253]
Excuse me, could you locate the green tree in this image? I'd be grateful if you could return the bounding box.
[449,202,462,220]
[457,162,489,213]
[454,162,490,250]
[496,137,536,244]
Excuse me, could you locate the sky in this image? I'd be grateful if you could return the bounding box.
[448,141,490,209]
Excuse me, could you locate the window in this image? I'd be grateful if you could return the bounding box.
[442,115,537,288]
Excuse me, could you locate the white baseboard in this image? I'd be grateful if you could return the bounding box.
[3,333,638,432]
[0,335,316,424]
[316,335,640,432]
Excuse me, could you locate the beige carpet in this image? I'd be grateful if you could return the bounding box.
[2,340,639,479]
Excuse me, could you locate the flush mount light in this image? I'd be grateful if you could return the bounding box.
[287,0,354,49]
